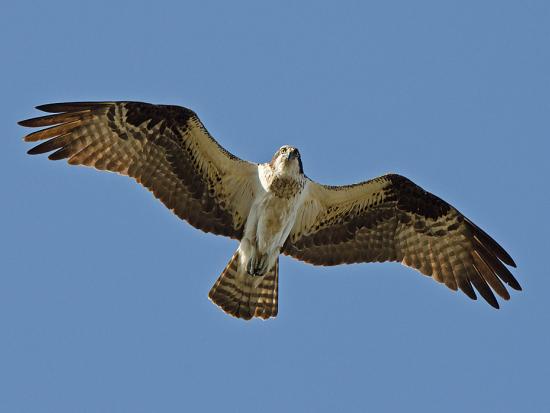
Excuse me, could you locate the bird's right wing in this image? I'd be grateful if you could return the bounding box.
[20,101,260,239]
[283,174,521,308]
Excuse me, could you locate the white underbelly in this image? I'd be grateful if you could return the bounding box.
[259,197,295,249]
[246,193,298,254]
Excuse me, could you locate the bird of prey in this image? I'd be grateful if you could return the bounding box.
[19,101,521,320]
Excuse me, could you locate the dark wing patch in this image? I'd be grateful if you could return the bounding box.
[20,101,258,239]
[284,174,520,308]
[385,174,451,219]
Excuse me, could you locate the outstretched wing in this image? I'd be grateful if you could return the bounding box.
[283,173,521,308]
[20,101,260,239]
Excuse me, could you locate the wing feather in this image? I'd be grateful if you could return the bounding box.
[20,101,259,239]
[284,174,520,308]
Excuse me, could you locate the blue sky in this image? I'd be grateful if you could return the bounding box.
[2,1,549,412]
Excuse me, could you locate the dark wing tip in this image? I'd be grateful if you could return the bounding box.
[505,275,522,291]
[35,102,110,113]
[504,255,517,268]
[18,118,42,127]
[466,218,516,267]
[19,111,91,130]
[457,278,478,301]
[27,146,43,155]
[18,102,108,127]
[473,238,522,293]
[47,147,72,161]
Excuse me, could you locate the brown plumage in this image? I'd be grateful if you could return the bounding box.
[283,174,520,309]
[20,101,257,238]
[208,252,278,320]
[20,100,521,319]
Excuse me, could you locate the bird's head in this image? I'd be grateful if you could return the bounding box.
[271,145,303,176]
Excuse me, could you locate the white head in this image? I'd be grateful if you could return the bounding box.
[270,145,303,176]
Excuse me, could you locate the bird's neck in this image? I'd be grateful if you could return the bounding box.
[266,168,305,199]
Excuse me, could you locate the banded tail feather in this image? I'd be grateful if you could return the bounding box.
[209,251,279,320]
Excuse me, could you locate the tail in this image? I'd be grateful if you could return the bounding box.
[208,251,278,320]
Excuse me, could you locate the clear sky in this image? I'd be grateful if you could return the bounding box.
[2,1,549,412]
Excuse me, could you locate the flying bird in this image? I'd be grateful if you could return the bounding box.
[19,101,521,320]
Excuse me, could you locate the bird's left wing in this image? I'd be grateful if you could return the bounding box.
[20,101,260,239]
[283,173,521,308]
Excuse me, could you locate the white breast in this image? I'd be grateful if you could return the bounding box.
[243,164,306,256]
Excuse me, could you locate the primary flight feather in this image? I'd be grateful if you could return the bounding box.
[19,101,521,319]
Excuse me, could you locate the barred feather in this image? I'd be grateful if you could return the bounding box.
[209,251,278,320]
[284,174,521,309]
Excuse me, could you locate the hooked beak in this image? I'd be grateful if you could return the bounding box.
[287,150,298,161]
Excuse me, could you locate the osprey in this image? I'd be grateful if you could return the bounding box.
[20,101,521,320]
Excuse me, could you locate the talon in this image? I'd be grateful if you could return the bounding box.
[246,257,255,275]
[246,254,269,276]
[257,256,269,276]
